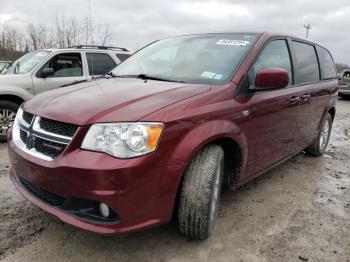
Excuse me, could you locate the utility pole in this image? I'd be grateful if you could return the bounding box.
[88,0,93,45]
[303,24,311,38]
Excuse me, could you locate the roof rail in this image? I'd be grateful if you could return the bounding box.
[70,45,129,52]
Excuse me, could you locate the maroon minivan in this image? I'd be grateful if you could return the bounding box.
[8,32,337,240]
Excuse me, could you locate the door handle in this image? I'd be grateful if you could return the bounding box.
[289,96,301,104]
[301,94,311,99]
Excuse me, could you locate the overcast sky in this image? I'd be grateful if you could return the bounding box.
[0,0,350,64]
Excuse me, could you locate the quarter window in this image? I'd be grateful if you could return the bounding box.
[316,46,336,80]
[87,53,116,75]
[292,41,319,84]
[116,53,131,62]
[252,40,292,85]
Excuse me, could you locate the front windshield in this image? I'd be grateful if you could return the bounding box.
[112,33,258,84]
[4,50,50,75]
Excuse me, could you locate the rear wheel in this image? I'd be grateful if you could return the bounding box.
[305,113,332,156]
[178,144,224,240]
[0,101,19,143]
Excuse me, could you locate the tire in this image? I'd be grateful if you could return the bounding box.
[305,113,332,156]
[178,144,224,240]
[0,100,20,143]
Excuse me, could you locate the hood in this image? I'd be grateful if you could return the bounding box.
[0,74,30,85]
[23,78,211,125]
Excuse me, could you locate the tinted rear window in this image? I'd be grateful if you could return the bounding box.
[293,41,319,84]
[316,46,336,80]
[87,53,116,75]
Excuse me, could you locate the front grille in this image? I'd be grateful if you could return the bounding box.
[34,137,66,159]
[15,111,78,160]
[19,130,28,144]
[22,111,34,124]
[18,176,66,207]
[39,118,78,137]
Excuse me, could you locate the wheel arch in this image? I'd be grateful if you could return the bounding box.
[328,106,336,121]
[166,120,247,219]
[0,94,24,105]
[167,120,248,169]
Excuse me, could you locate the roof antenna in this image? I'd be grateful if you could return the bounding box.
[303,24,311,38]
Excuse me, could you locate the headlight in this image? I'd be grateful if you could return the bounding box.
[81,122,164,158]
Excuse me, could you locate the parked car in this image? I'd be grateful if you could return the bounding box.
[338,69,350,97]
[0,61,12,73]
[8,32,337,240]
[0,45,131,142]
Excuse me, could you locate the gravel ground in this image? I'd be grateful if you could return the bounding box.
[0,99,349,262]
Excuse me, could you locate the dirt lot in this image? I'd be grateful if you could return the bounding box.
[0,99,349,262]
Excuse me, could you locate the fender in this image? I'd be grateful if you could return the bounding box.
[167,119,248,171]
[0,85,34,102]
[156,119,249,221]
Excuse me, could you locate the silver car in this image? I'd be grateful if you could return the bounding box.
[338,69,350,97]
[0,45,131,141]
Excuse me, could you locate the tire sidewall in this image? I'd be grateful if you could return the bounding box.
[207,150,224,235]
[317,114,332,153]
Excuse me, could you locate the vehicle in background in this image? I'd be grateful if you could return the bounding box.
[0,45,131,142]
[8,32,337,240]
[338,69,350,97]
[0,61,12,74]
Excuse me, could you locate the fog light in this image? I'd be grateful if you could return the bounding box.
[99,203,110,218]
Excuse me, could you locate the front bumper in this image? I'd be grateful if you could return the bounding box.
[339,85,350,95]
[8,133,184,235]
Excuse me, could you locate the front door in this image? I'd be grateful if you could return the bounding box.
[247,39,299,175]
[32,52,87,95]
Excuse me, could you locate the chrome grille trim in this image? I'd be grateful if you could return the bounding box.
[32,117,72,143]
[13,109,76,161]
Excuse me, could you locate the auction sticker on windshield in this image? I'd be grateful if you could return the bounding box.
[216,40,250,46]
[201,71,223,80]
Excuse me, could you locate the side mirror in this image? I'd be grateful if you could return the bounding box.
[255,67,289,90]
[41,68,55,78]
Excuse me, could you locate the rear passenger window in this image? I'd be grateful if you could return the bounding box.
[316,46,336,80]
[252,40,292,85]
[86,53,116,75]
[292,41,319,84]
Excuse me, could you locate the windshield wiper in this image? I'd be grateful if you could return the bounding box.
[112,73,185,83]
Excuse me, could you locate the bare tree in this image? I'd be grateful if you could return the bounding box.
[65,18,81,47]
[26,23,54,50]
[0,14,117,60]
[97,24,114,46]
[0,24,26,60]
[55,14,66,48]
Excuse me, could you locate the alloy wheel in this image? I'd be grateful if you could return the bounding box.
[0,109,16,136]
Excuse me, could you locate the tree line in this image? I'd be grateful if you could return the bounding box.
[0,14,114,60]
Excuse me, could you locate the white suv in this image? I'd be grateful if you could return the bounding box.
[0,45,131,141]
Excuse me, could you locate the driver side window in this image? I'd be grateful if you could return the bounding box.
[251,40,292,85]
[39,53,83,78]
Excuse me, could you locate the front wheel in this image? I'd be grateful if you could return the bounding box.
[0,101,20,143]
[305,113,333,156]
[177,144,224,240]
